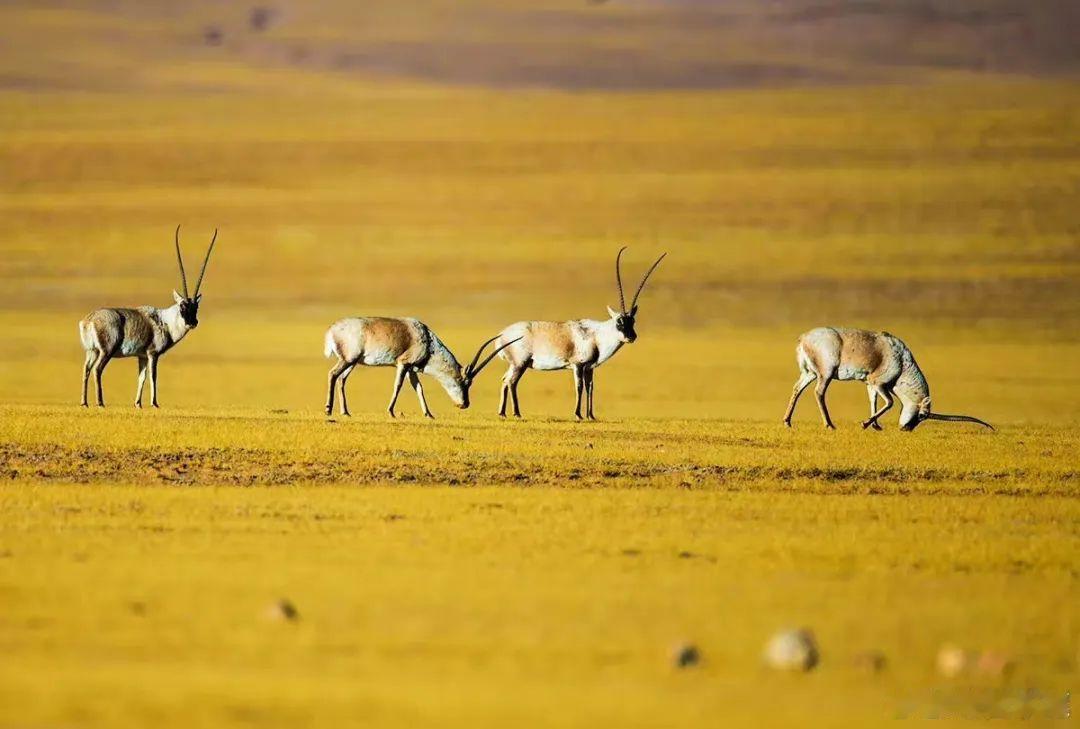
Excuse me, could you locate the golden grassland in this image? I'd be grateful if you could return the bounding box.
[1,411,1078,728]
[1,402,1077,726]
[0,32,1079,726]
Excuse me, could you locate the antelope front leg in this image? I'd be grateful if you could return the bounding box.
[387,365,408,417]
[572,365,585,420]
[147,354,160,408]
[783,371,816,427]
[134,356,148,408]
[862,386,894,430]
[80,350,99,407]
[584,368,596,420]
[407,370,433,418]
[338,364,356,416]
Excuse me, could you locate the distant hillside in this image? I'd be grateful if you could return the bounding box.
[1,0,1077,91]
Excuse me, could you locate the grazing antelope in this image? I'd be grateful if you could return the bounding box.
[323,317,519,418]
[782,327,994,431]
[79,226,217,408]
[494,247,666,420]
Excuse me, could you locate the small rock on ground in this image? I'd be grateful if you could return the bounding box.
[265,598,299,622]
[764,628,819,672]
[671,642,700,668]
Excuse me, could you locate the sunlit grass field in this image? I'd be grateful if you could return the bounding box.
[1,10,1079,722]
[1,409,1077,726]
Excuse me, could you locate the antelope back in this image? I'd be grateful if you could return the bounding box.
[81,308,158,356]
[836,328,892,373]
[328,317,428,366]
[526,321,579,362]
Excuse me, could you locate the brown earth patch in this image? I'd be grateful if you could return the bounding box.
[1,443,1073,494]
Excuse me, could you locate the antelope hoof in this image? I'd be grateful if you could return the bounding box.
[587,414,596,421]
[424,412,434,420]
[825,423,836,430]
[152,403,159,409]
[135,403,142,409]
[324,406,332,416]
[861,420,872,430]
[341,410,350,417]
[80,402,88,408]
[871,422,883,431]
[783,419,792,428]
[387,410,396,418]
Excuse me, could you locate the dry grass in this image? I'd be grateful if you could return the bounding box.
[1,458,1077,727]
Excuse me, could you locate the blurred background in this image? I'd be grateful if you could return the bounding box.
[1,0,1078,421]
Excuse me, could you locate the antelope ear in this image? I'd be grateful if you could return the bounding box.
[629,305,638,317]
[606,305,620,319]
[195,293,203,304]
[173,290,184,304]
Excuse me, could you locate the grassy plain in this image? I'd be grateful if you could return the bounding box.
[1,409,1077,727]
[1,3,1079,724]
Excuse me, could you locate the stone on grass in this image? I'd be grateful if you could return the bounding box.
[265,598,299,622]
[852,649,887,674]
[671,642,700,668]
[936,644,969,678]
[764,628,819,672]
[974,650,1014,679]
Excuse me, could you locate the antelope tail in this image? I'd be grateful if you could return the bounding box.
[323,330,338,360]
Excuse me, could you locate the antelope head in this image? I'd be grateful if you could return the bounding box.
[453,335,523,408]
[172,225,218,329]
[900,396,994,431]
[606,246,667,344]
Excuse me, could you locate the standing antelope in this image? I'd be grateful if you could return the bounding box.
[494,247,666,420]
[79,226,217,408]
[323,317,519,418]
[782,327,994,431]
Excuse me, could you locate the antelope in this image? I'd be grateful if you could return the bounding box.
[323,317,520,418]
[79,226,217,408]
[494,247,666,420]
[782,327,994,431]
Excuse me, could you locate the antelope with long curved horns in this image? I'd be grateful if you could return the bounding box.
[494,247,666,420]
[782,327,994,431]
[323,317,520,418]
[79,226,218,408]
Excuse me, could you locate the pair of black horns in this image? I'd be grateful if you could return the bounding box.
[466,335,522,380]
[175,225,218,299]
[615,246,667,315]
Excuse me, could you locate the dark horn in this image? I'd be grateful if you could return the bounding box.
[468,337,523,379]
[926,413,995,431]
[630,252,667,311]
[174,224,189,298]
[615,246,628,314]
[465,334,501,377]
[193,228,217,296]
